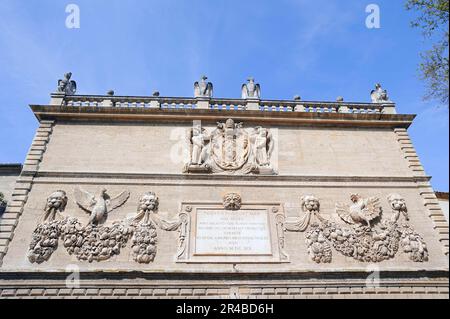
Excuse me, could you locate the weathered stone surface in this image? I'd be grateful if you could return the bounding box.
[0,92,448,299]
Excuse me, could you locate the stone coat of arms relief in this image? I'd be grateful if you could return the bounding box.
[183,119,276,175]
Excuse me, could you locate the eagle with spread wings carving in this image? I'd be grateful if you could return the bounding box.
[335,194,382,228]
[74,187,130,225]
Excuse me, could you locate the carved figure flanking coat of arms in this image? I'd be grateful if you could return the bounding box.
[183,119,276,175]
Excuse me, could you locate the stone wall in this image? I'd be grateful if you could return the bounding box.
[0,107,448,299]
[0,165,22,215]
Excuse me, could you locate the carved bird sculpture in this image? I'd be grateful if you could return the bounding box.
[194,75,213,98]
[336,194,382,228]
[74,187,130,225]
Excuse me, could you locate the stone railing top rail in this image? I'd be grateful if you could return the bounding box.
[53,74,396,113]
[53,93,394,106]
[51,93,396,114]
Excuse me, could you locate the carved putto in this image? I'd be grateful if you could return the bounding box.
[194,75,213,98]
[57,72,77,95]
[251,127,274,169]
[388,193,409,222]
[184,123,211,172]
[241,77,261,99]
[184,119,276,175]
[223,193,242,211]
[370,83,392,103]
[74,187,130,225]
[336,194,382,228]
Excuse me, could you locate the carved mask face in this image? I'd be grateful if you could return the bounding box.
[388,194,406,211]
[139,193,159,212]
[350,194,361,203]
[46,191,67,210]
[259,129,267,138]
[225,119,234,128]
[302,196,320,212]
[223,193,242,210]
[193,126,201,136]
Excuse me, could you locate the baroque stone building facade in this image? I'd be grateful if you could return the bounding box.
[0,76,448,299]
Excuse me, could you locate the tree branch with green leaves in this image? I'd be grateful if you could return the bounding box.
[406,0,449,105]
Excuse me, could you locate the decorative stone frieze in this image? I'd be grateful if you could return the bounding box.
[287,194,429,263]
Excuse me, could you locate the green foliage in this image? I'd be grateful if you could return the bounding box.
[406,0,449,104]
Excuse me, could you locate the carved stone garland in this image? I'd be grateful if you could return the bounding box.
[28,191,429,265]
[27,189,180,264]
[286,194,429,263]
[28,219,63,264]
[27,191,67,264]
[128,192,180,264]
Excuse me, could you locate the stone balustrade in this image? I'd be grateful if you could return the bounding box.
[50,93,397,114]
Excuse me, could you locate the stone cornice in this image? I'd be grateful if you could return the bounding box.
[30,105,415,129]
[1,269,448,280]
[30,171,432,183]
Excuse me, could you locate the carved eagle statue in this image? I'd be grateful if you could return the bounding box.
[57,72,77,95]
[194,75,213,98]
[335,194,382,228]
[74,187,130,225]
[241,77,261,99]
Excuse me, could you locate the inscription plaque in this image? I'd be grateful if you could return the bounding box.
[176,202,289,263]
[195,210,272,255]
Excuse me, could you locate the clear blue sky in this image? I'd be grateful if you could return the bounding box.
[0,0,448,191]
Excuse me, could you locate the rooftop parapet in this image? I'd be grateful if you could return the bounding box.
[49,73,397,115]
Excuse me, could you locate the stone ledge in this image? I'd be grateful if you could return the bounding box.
[30,105,416,129]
